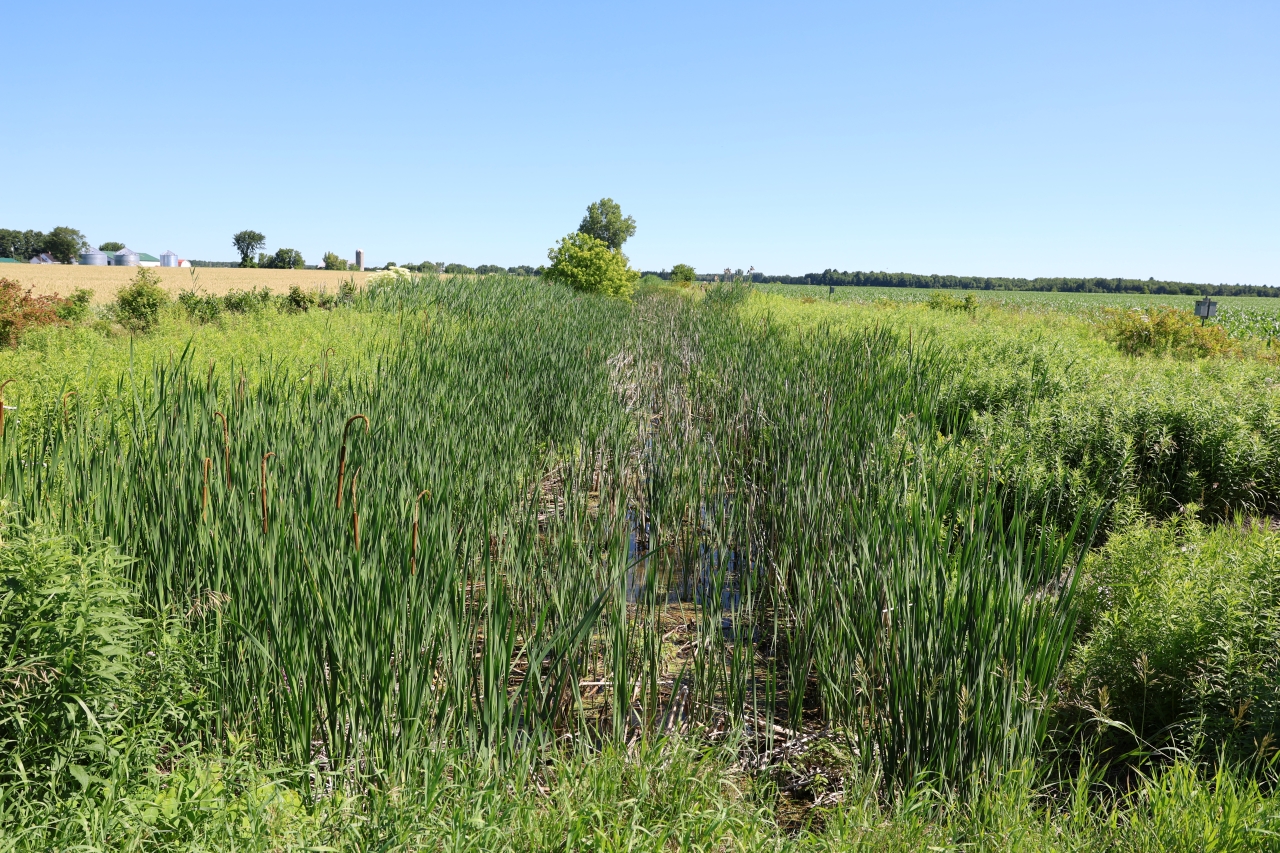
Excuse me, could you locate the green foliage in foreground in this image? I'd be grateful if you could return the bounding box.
[3,275,1280,849]
[1067,513,1280,760]
[545,231,639,297]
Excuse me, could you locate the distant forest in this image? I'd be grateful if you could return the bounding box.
[643,269,1277,297]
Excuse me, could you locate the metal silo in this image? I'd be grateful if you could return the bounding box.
[160,250,179,267]
[79,247,109,265]
[114,248,139,266]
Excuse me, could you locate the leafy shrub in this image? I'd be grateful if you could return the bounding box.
[0,278,68,346]
[670,263,697,286]
[544,232,638,298]
[281,284,316,314]
[177,289,224,324]
[1106,306,1238,358]
[115,268,169,333]
[0,518,140,794]
[927,291,978,313]
[54,288,93,323]
[338,277,357,305]
[1066,513,1280,759]
[222,287,272,314]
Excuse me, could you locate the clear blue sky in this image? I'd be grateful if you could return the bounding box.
[5,1,1277,284]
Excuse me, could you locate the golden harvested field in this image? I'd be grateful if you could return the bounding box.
[0,265,377,304]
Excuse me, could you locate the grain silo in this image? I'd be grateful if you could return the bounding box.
[355,249,364,271]
[79,247,109,266]
[113,247,139,266]
[160,250,179,267]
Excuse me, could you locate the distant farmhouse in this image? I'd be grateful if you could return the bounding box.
[73,247,190,267]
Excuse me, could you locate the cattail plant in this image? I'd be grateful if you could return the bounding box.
[351,466,362,550]
[335,414,369,509]
[201,457,211,520]
[261,451,275,534]
[411,488,430,574]
[214,411,230,489]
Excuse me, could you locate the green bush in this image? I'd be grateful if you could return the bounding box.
[53,289,92,323]
[1066,513,1280,758]
[927,290,978,313]
[1106,306,1238,358]
[221,287,272,314]
[115,268,169,332]
[0,517,140,794]
[281,284,316,314]
[670,263,697,286]
[177,289,224,324]
[544,231,638,298]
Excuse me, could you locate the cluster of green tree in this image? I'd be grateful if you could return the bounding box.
[752,269,1278,297]
[544,198,640,297]
[395,263,540,275]
[0,227,91,263]
[230,231,304,269]
[188,260,243,268]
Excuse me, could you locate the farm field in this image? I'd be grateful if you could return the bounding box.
[5,263,377,303]
[2,274,1280,850]
[756,282,1280,339]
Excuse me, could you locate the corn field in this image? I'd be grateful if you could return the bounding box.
[0,275,1090,793]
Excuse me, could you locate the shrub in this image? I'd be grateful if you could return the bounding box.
[177,289,224,324]
[0,278,67,346]
[670,264,697,286]
[544,232,639,298]
[927,291,978,313]
[115,268,169,333]
[281,284,316,314]
[1105,306,1237,358]
[1066,513,1280,759]
[0,518,140,794]
[338,278,357,305]
[222,287,272,314]
[54,288,93,323]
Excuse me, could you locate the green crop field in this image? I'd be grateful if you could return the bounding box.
[2,274,1279,850]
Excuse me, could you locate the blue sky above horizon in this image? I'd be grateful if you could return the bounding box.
[4,1,1277,284]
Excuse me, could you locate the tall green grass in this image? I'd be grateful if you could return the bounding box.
[0,274,1093,797]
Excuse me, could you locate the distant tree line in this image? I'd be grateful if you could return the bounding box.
[640,268,1277,297]
[1,227,91,263]
[759,270,1279,297]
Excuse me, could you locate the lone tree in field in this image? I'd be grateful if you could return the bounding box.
[578,198,636,251]
[233,230,266,267]
[670,264,697,285]
[98,242,125,253]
